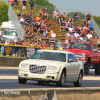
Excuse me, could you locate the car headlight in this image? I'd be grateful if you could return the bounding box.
[75,53,85,59]
[21,64,29,68]
[48,66,57,71]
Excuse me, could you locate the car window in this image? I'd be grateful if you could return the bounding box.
[68,54,78,62]
[71,54,78,62]
[30,51,66,62]
[67,43,90,51]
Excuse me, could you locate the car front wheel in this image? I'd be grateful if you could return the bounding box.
[56,71,66,87]
[74,72,82,87]
[18,76,27,84]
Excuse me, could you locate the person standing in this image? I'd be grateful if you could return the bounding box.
[14,0,19,12]
[29,0,37,13]
[22,0,27,13]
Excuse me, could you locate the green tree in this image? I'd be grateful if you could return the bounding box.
[0,0,9,25]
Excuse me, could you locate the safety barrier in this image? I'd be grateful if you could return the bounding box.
[0,88,100,100]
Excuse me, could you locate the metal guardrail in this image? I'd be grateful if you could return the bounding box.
[90,17,100,38]
[1,88,100,100]
[8,4,25,40]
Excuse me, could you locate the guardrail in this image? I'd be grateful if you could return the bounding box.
[0,88,100,100]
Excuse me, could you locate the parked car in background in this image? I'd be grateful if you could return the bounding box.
[1,29,18,43]
[18,49,84,87]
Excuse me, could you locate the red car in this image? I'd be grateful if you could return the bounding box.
[65,41,100,75]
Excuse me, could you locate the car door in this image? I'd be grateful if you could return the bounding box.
[66,54,73,81]
[66,54,80,82]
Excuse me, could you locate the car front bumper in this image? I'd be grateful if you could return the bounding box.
[18,70,60,82]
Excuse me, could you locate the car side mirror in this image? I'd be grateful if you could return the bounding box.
[68,59,74,62]
[94,49,97,52]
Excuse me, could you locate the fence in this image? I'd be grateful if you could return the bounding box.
[8,4,25,40]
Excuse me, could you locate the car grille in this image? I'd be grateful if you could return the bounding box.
[29,64,47,74]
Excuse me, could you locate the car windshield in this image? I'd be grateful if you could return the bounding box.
[30,51,66,62]
[67,43,90,51]
[4,30,18,36]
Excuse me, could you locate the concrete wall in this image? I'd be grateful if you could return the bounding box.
[0,57,27,67]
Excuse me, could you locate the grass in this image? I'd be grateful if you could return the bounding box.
[0,55,26,58]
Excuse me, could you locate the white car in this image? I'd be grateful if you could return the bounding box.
[18,49,84,87]
[1,29,18,42]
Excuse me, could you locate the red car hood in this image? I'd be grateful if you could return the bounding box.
[64,49,91,54]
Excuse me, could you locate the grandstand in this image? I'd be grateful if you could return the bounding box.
[8,3,100,49]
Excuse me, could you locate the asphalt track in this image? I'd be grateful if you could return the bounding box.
[0,67,100,89]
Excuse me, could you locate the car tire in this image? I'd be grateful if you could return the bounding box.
[95,63,100,75]
[56,71,66,87]
[84,63,90,74]
[18,77,27,84]
[38,81,44,85]
[74,72,82,87]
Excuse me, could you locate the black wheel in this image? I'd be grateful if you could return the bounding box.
[18,77,27,84]
[38,81,44,85]
[74,72,82,87]
[84,63,90,74]
[95,63,100,75]
[56,71,66,87]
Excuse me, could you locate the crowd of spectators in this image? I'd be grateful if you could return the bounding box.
[3,1,100,54]
[53,10,98,46]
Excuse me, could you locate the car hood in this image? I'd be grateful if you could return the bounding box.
[20,59,66,66]
[65,49,91,54]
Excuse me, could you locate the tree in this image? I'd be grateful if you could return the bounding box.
[0,0,9,25]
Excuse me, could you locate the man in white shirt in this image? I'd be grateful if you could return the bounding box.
[53,9,59,20]
[87,31,92,39]
[74,31,79,38]
[65,31,71,37]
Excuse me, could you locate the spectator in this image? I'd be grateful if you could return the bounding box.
[60,20,66,32]
[29,0,37,13]
[68,26,74,33]
[53,9,59,20]
[14,0,19,12]
[17,13,21,19]
[73,12,79,21]
[87,31,92,39]
[20,16,25,23]
[68,17,73,23]
[5,40,10,44]
[65,31,71,37]
[50,31,56,42]
[94,33,99,39]
[32,17,36,27]
[38,7,44,17]
[43,30,47,37]
[82,37,86,42]
[86,12,91,24]
[28,11,33,19]
[22,0,27,13]
[74,30,79,38]
[89,22,94,31]
[59,14,65,25]
[62,11,68,20]
[82,27,87,37]
[44,8,50,20]
[9,0,13,7]
[65,37,69,45]
[25,16,31,26]
[65,22,69,31]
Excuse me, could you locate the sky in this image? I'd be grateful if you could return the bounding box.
[5,0,100,16]
[48,0,100,16]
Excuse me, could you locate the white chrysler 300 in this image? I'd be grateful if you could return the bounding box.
[18,49,84,87]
